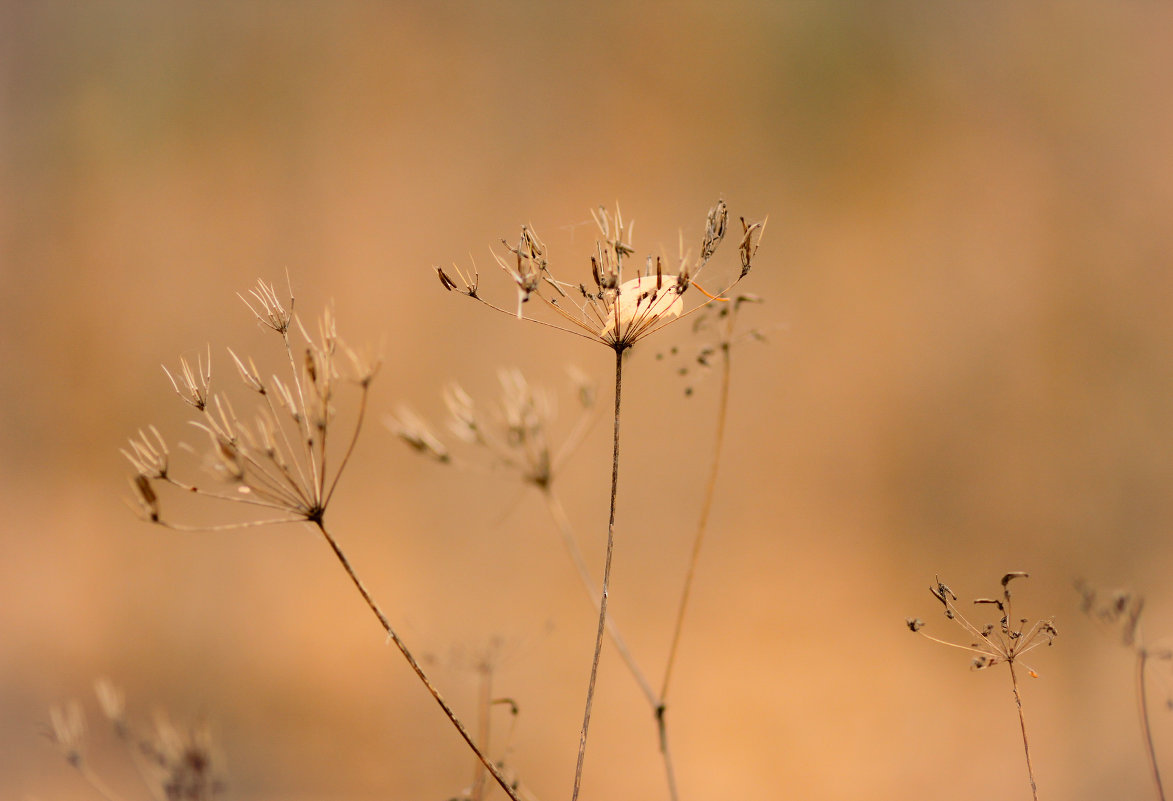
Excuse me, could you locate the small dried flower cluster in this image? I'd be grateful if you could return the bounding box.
[1075,580,1173,694]
[1076,580,1173,797]
[123,278,379,530]
[1075,580,1148,649]
[436,201,765,350]
[908,573,1057,675]
[389,367,596,490]
[656,293,766,396]
[48,679,226,801]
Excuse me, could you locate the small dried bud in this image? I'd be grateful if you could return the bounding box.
[700,200,728,263]
[94,678,127,732]
[48,701,85,766]
[122,426,169,479]
[443,383,479,442]
[129,474,160,522]
[163,346,212,411]
[389,407,450,463]
[215,439,245,481]
[738,217,764,277]
[227,348,265,394]
[240,276,294,334]
[304,348,317,383]
[1002,571,1029,588]
[906,618,924,632]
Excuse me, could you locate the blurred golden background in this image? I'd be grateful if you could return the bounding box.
[4,2,1173,799]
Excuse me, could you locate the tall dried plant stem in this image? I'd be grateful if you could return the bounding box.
[661,337,731,703]
[1007,661,1039,801]
[571,346,625,801]
[1138,649,1167,801]
[312,520,522,801]
[542,489,656,707]
[544,487,679,801]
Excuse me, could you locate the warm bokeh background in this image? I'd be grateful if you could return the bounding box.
[5,3,1173,800]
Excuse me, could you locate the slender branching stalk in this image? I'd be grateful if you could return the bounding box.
[659,332,729,705]
[1007,660,1038,800]
[571,345,626,801]
[435,202,764,800]
[543,489,657,708]
[124,279,525,801]
[392,368,677,798]
[1137,648,1167,801]
[909,573,1056,801]
[314,519,523,801]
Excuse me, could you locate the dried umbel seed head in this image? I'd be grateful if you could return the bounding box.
[1075,579,1149,649]
[598,275,684,345]
[123,279,375,532]
[391,367,596,491]
[436,261,480,298]
[911,573,1056,675]
[442,200,765,351]
[163,346,212,411]
[141,713,226,801]
[239,275,293,334]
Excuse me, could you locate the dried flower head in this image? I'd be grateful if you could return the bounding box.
[163,345,212,411]
[656,292,767,397]
[439,201,765,351]
[1074,579,1154,650]
[911,573,1057,675]
[910,573,1056,800]
[47,681,226,801]
[123,279,377,531]
[389,367,596,490]
[140,712,225,801]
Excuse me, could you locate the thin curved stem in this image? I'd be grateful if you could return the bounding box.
[324,383,369,508]
[571,346,624,801]
[546,485,678,801]
[660,338,731,703]
[1138,649,1167,801]
[467,293,602,343]
[543,488,656,707]
[311,520,522,801]
[1008,661,1039,801]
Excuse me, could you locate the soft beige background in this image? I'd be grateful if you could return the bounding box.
[4,2,1173,800]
